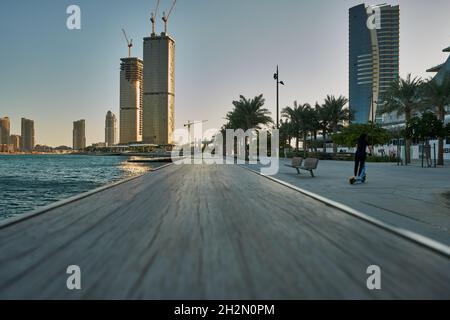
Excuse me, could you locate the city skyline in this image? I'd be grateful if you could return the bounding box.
[1,0,450,146]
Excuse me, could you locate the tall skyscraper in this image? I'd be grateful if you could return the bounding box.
[0,117,11,145]
[142,32,175,145]
[21,118,35,152]
[120,58,143,145]
[349,3,400,124]
[73,119,86,150]
[105,111,117,146]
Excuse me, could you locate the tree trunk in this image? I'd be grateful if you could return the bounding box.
[332,127,338,154]
[296,134,299,151]
[405,139,412,165]
[314,131,318,153]
[438,106,445,166]
[405,110,411,164]
[303,133,307,158]
[323,132,327,153]
[438,138,444,166]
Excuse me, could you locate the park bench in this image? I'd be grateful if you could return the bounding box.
[284,157,303,170]
[285,157,319,177]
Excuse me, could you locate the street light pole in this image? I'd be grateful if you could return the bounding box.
[276,66,279,129]
[274,65,285,129]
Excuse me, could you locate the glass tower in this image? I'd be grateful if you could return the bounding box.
[349,3,400,124]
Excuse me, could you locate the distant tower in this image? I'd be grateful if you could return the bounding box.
[73,119,86,150]
[142,1,176,145]
[10,135,21,152]
[21,118,35,152]
[0,117,11,145]
[120,58,144,145]
[349,3,400,124]
[105,111,117,146]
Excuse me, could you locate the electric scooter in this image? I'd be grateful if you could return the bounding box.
[349,164,367,185]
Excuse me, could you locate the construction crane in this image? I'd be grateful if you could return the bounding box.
[162,0,177,34]
[184,120,208,131]
[150,0,160,35]
[184,120,208,147]
[121,28,133,57]
[184,120,208,137]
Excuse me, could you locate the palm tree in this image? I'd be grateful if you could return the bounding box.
[316,102,330,153]
[421,74,450,165]
[303,106,320,155]
[282,102,313,157]
[320,95,350,153]
[282,102,299,150]
[381,74,424,163]
[224,94,273,158]
[225,94,273,131]
[309,107,320,153]
[279,119,295,149]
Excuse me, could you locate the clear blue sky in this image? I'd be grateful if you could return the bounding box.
[1,0,450,146]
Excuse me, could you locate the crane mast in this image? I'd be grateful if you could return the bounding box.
[162,0,177,34]
[121,28,133,57]
[150,0,160,36]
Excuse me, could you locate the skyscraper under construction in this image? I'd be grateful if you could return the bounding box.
[142,1,176,145]
[119,57,144,144]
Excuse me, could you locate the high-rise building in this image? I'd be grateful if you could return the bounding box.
[105,111,117,146]
[120,58,144,145]
[142,32,175,145]
[73,119,86,150]
[10,135,21,152]
[349,3,400,124]
[21,118,35,152]
[427,45,450,85]
[426,45,450,122]
[0,117,11,145]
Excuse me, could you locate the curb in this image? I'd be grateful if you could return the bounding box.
[239,165,450,259]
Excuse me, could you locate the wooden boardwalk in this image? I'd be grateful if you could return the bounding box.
[0,164,449,299]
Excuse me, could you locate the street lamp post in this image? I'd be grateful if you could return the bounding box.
[274,65,285,129]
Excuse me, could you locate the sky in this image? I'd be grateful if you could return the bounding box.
[0,0,449,147]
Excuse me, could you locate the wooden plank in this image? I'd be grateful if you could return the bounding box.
[0,164,449,299]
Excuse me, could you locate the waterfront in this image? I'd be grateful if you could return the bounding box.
[0,154,157,220]
[1,163,449,299]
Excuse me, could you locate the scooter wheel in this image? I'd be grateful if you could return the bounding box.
[349,177,356,185]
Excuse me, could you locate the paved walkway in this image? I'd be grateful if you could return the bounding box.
[0,164,449,299]
[244,159,450,246]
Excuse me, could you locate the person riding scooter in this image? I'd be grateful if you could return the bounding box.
[351,134,373,184]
